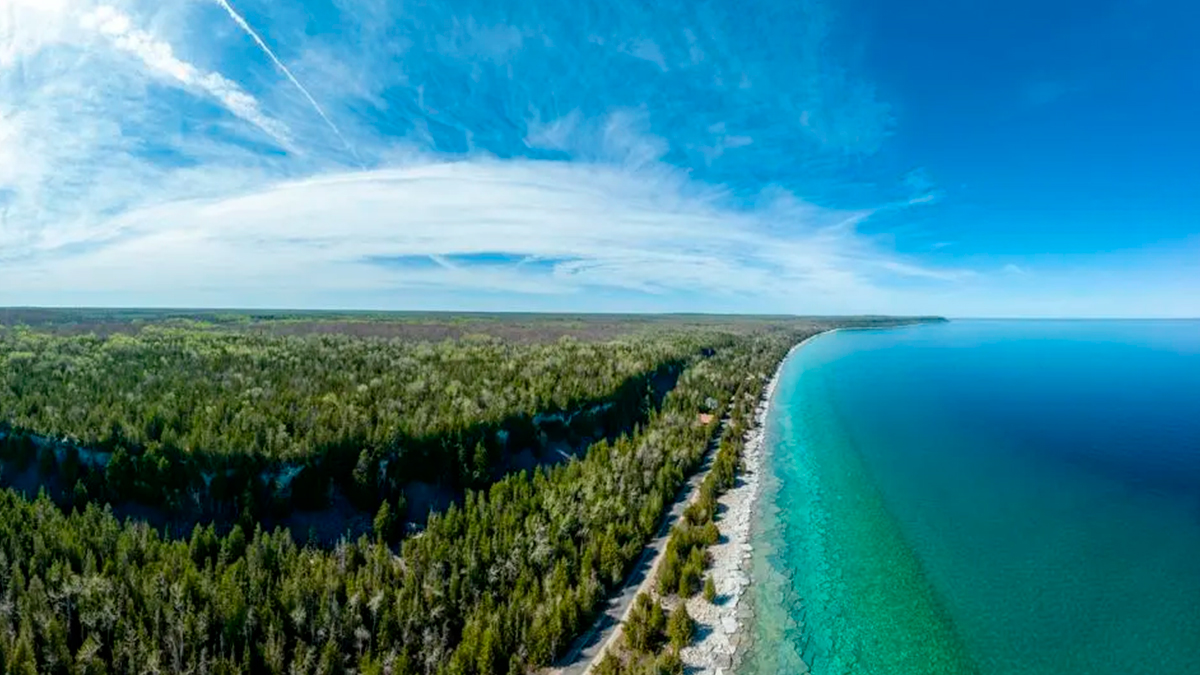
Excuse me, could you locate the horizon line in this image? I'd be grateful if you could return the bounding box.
[2,306,1198,321]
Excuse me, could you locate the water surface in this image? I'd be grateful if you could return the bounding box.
[742,321,1200,675]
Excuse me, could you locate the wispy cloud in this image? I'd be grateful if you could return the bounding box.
[0,0,294,258]
[525,111,582,152]
[526,109,669,170]
[81,5,292,149]
[700,122,753,164]
[622,38,668,72]
[213,0,356,161]
[1,0,959,313]
[0,157,965,310]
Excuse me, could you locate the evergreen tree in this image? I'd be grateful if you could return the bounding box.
[373,501,393,543]
[625,593,665,654]
[7,631,38,675]
[667,604,695,651]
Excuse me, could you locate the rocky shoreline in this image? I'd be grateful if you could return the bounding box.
[673,333,822,675]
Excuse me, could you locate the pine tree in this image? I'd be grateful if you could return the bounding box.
[667,603,695,651]
[649,598,666,640]
[8,631,38,675]
[318,638,343,675]
[373,501,393,543]
[472,441,490,486]
[601,530,623,586]
[72,479,89,510]
[658,545,680,595]
[625,593,663,653]
[477,626,500,675]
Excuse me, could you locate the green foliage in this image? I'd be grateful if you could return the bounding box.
[0,326,701,461]
[625,593,668,654]
[658,355,773,601]
[596,652,624,675]
[659,521,719,598]
[72,479,89,510]
[0,319,835,674]
[667,603,695,651]
[7,630,38,675]
[655,649,684,675]
[0,325,711,517]
[703,575,716,602]
[372,500,394,543]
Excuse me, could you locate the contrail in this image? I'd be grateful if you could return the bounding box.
[213,0,360,163]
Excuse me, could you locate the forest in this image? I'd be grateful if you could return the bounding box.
[0,323,709,529]
[0,311,929,673]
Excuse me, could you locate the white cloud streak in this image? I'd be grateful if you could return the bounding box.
[0,158,966,311]
[526,109,669,170]
[213,0,357,162]
[0,0,295,260]
[0,0,984,314]
[623,38,667,72]
[81,5,292,149]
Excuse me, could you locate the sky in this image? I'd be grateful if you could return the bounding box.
[0,0,1197,317]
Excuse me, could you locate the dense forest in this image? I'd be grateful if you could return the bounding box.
[0,311,931,673]
[0,325,710,526]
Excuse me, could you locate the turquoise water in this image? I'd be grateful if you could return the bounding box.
[742,321,1200,675]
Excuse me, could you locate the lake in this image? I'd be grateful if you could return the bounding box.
[741,320,1200,675]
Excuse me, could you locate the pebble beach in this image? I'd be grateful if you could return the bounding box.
[672,335,818,675]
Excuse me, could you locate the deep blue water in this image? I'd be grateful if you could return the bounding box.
[742,320,1200,675]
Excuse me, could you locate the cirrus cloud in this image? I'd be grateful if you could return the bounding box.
[1,0,956,314]
[0,156,964,310]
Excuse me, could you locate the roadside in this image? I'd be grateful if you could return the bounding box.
[551,330,830,675]
[547,415,728,675]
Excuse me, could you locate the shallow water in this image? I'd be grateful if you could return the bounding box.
[741,321,1200,675]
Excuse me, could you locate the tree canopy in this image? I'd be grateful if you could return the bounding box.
[0,313,931,673]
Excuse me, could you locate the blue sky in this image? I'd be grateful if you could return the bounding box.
[0,0,1196,316]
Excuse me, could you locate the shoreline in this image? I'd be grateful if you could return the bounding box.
[676,329,835,675]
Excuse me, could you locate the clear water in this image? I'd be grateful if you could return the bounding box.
[741,321,1200,675]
